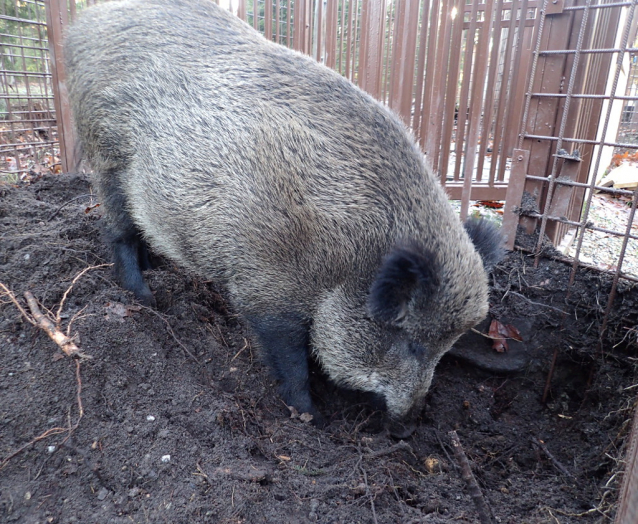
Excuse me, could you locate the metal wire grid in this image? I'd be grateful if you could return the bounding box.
[518,0,638,289]
[0,0,57,180]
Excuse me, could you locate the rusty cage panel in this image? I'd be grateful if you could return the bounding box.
[0,0,58,180]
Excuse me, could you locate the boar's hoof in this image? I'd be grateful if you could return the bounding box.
[387,418,417,439]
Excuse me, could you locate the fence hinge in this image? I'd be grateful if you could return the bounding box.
[546,0,565,16]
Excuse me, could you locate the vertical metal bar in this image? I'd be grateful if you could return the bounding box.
[412,0,430,136]
[338,0,346,73]
[265,0,273,40]
[69,0,76,22]
[489,0,520,186]
[419,0,441,153]
[326,0,338,68]
[388,0,420,126]
[238,0,247,22]
[351,0,361,82]
[497,0,529,183]
[424,0,451,170]
[381,1,394,104]
[460,0,496,220]
[453,0,480,184]
[476,0,505,183]
[254,0,259,30]
[287,0,292,47]
[501,149,530,249]
[275,0,280,42]
[315,0,323,61]
[358,0,386,99]
[345,0,354,78]
[438,0,465,184]
[45,0,78,173]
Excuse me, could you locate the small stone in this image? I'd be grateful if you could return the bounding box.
[146,415,155,422]
[161,454,171,463]
[97,487,109,501]
[47,445,56,453]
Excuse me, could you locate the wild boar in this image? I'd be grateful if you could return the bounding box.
[64,0,502,427]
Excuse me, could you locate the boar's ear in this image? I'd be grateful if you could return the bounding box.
[464,217,504,272]
[368,245,439,324]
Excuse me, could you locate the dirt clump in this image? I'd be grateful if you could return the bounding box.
[1,173,636,523]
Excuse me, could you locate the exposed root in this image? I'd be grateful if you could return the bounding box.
[0,265,106,470]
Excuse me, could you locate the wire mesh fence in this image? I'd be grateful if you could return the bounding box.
[0,0,57,181]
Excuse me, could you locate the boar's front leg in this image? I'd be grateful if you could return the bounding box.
[248,314,323,425]
[111,230,155,307]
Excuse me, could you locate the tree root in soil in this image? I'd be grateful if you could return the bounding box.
[0,265,108,470]
[449,430,494,524]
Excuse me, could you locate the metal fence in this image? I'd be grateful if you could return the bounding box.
[0,0,57,180]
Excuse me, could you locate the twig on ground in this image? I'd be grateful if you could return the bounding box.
[509,291,569,316]
[531,438,576,480]
[448,430,494,524]
[47,193,94,222]
[139,305,200,364]
[56,263,111,325]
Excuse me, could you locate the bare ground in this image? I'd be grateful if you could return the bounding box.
[1,173,637,524]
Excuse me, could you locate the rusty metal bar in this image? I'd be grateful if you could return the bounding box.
[453,0,480,184]
[0,14,46,25]
[498,0,530,183]
[523,133,638,149]
[411,0,430,135]
[345,0,354,79]
[439,0,465,182]
[426,0,452,169]
[238,0,246,21]
[264,0,272,40]
[565,1,632,9]
[45,0,77,173]
[531,92,638,100]
[476,0,506,183]
[540,46,638,54]
[489,0,520,186]
[338,0,346,73]
[461,0,497,220]
[502,150,530,250]
[381,1,394,104]
[325,0,339,68]
[419,0,442,155]
[315,0,324,61]
[525,174,637,197]
[388,0,420,125]
[522,212,638,241]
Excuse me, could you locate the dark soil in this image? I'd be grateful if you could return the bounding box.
[1,173,637,524]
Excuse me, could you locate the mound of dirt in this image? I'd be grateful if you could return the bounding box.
[1,173,636,523]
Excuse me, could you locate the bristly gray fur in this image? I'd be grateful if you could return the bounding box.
[65,0,499,421]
